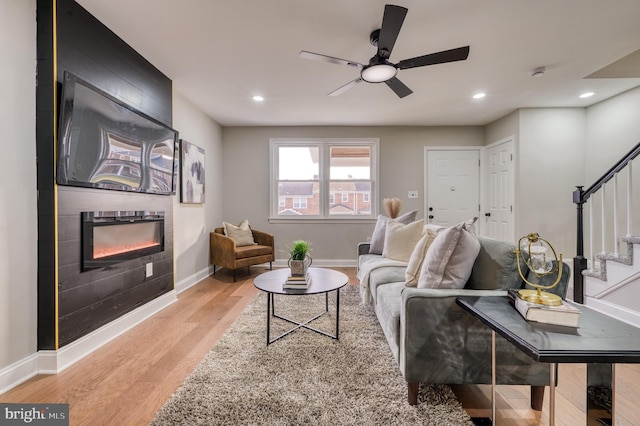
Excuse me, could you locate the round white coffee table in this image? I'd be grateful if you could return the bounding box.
[253,267,348,345]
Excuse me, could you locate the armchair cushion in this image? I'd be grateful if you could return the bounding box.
[223,219,256,247]
[236,244,273,259]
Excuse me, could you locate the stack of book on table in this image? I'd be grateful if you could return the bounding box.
[282,273,311,290]
[508,289,581,327]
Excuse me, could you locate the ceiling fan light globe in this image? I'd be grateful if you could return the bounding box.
[361,64,397,83]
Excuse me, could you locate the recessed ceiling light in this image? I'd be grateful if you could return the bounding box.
[472,93,486,99]
[579,92,594,99]
[252,95,264,102]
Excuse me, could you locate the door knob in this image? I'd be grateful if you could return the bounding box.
[428,215,434,219]
[484,212,491,217]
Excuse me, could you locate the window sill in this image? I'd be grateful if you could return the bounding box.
[268,217,377,225]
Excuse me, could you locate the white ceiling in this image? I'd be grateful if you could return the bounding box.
[76,0,640,127]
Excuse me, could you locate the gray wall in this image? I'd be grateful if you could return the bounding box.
[0,0,37,371]
[485,108,586,259]
[221,126,484,261]
[585,86,640,182]
[172,92,224,284]
[517,108,586,258]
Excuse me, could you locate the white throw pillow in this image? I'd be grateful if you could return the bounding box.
[223,219,256,247]
[417,218,480,289]
[382,219,424,262]
[405,229,438,287]
[369,210,418,255]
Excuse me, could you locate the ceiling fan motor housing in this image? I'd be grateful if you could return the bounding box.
[369,29,381,47]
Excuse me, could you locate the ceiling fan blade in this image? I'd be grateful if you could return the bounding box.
[377,5,408,59]
[396,46,470,70]
[385,77,413,98]
[328,78,363,96]
[299,51,363,68]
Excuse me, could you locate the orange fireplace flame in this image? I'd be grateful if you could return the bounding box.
[94,240,160,259]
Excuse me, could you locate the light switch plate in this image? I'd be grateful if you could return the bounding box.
[146,262,153,278]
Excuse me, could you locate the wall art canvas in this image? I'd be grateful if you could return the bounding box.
[180,139,205,204]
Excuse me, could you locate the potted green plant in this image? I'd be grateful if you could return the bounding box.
[288,240,312,276]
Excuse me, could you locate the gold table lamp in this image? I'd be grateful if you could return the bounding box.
[515,233,563,306]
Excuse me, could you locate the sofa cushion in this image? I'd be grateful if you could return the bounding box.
[466,237,524,290]
[368,266,407,303]
[223,220,256,247]
[369,210,418,255]
[405,229,438,287]
[382,219,424,262]
[417,218,480,289]
[374,282,405,363]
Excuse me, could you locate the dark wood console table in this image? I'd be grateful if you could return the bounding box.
[457,296,640,425]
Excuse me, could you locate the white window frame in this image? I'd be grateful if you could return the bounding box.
[293,197,307,209]
[269,138,379,223]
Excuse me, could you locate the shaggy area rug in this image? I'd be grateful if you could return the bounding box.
[151,284,473,425]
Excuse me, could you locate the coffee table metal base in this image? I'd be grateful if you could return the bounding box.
[265,290,340,346]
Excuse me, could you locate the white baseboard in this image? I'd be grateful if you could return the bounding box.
[585,297,640,328]
[273,259,357,268]
[175,265,214,294]
[0,354,39,395]
[0,290,177,395]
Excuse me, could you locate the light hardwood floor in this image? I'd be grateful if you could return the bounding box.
[1,267,638,425]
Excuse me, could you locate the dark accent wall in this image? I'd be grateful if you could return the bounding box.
[36,0,175,349]
[36,0,57,350]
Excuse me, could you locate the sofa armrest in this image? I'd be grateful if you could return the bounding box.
[210,231,237,268]
[358,242,370,257]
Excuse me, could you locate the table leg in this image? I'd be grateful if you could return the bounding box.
[491,330,496,424]
[549,363,556,426]
[587,363,614,425]
[336,288,340,339]
[266,292,271,346]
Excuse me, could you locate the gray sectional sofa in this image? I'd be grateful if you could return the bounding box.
[357,235,570,407]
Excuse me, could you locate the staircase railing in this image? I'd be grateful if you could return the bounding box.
[573,142,640,303]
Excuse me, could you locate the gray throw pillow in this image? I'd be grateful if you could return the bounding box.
[369,209,418,255]
[466,237,523,290]
[417,217,480,289]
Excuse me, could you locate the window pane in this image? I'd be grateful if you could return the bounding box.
[279,146,319,180]
[329,181,371,215]
[278,182,319,215]
[330,146,370,179]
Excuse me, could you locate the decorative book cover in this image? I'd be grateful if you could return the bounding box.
[283,275,311,289]
[514,296,581,327]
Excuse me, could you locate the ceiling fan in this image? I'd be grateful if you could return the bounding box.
[299,4,470,98]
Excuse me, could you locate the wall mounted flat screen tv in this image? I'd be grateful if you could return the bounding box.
[57,71,178,195]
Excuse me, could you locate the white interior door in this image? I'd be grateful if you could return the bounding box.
[426,150,480,227]
[484,139,514,242]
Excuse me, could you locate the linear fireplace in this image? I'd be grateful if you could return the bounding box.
[82,211,165,271]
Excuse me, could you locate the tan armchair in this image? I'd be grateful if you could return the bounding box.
[210,227,274,281]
